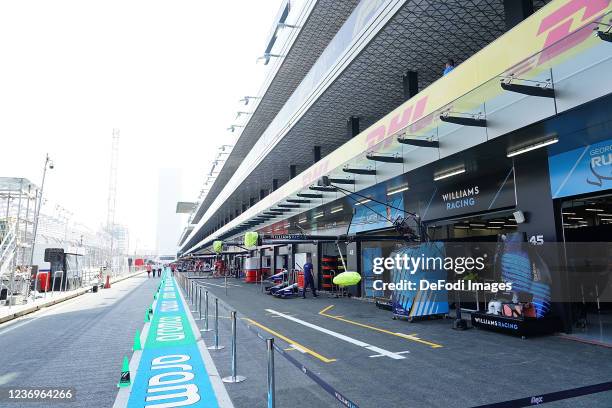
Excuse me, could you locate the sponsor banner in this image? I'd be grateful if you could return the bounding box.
[549,138,612,198]
[408,168,515,221]
[348,186,404,233]
[127,277,219,408]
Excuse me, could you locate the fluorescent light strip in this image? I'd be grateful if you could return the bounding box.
[504,224,518,227]
[313,213,324,219]
[600,218,612,221]
[355,199,371,206]
[298,218,307,224]
[330,206,343,214]
[562,212,575,215]
[597,213,612,217]
[585,208,603,212]
[567,217,583,220]
[433,168,465,181]
[489,221,506,224]
[454,226,470,229]
[507,137,558,158]
[387,185,409,196]
[489,226,502,229]
[470,223,486,227]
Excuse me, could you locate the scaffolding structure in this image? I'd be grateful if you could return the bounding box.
[0,177,39,303]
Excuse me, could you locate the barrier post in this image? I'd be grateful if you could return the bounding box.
[198,286,203,320]
[222,311,246,383]
[191,283,199,312]
[200,291,212,331]
[267,338,275,408]
[207,298,224,350]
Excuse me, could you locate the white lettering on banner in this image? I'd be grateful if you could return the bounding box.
[156,316,185,341]
[149,372,195,387]
[160,301,178,312]
[442,186,480,210]
[162,292,176,299]
[145,355,200,408]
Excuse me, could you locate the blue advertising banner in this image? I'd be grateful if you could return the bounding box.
[127,276,219,408]
[348,193,404,234]
[549,139,612,199]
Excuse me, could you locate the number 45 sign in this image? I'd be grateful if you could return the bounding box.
[529,235,544,245]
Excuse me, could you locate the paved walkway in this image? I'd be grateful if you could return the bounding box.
[0,270,145,324]
[0,272,158,407]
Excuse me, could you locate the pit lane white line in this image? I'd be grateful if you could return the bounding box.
[193,281,241,288]
[265,309,406,360]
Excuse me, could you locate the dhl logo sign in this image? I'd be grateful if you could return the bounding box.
[508,0,610,76]
[365,96,429,150]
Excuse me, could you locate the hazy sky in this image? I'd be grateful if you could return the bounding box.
[0,0,282,250]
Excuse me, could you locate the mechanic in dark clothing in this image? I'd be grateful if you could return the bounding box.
[302,258,317,298]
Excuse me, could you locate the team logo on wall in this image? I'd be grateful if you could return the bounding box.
[549,139,612,198]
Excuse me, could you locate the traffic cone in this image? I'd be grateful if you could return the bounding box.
[104,275,111,289]
[117,356,131,388]
[133,330,142,351]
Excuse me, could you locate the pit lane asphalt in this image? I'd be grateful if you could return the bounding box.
[184,274,612,408]
[0,274,160,408]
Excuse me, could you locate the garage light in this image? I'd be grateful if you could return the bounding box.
[387,185,409,196]
[330,206,343,214]
[596,213,612,217]
[504,224,518,228]
[562,212,575,215]
[355,199,372,206]
[433,167,465,181]
[298,218,307,224]
[313,212,324,219]
[507,137,558,158]
[470,223,486,227]
[585,208,603,212]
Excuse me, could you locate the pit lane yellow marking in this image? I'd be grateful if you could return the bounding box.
[243,318,336,363]
[318,305,443,349]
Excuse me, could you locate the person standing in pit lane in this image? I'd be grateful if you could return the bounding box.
[146,263,152,278]
[302,257,317,299]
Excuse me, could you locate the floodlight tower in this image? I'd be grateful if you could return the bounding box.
[107,129,120,275]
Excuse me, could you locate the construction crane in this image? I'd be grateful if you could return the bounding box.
[106,129,119,275]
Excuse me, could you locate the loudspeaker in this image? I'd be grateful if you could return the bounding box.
[44,248,64,263]
[513,210,526,224]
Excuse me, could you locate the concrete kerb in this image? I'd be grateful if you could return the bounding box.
[0,270,146,325]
